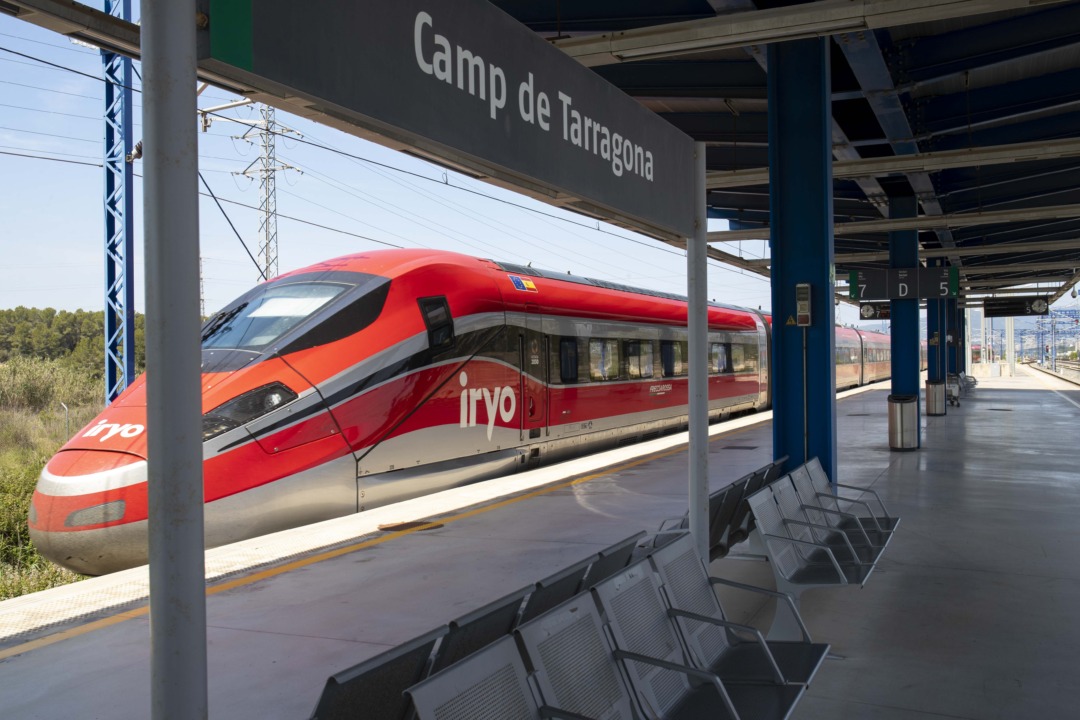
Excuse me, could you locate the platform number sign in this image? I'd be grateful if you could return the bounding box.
[921,267,959,298]
[796,283,812,327]
[849,270,887,301]
[849,267,958,300]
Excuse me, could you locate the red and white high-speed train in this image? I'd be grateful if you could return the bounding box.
[30,249,894,575]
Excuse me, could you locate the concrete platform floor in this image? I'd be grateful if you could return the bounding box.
[0,366,1076,718]
[718,365,1080,719]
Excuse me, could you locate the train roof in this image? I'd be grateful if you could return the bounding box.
[491,259,755,316]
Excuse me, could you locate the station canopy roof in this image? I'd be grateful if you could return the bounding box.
[496,0,1080,305]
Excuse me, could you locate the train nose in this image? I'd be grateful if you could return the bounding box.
[30,450,151,575]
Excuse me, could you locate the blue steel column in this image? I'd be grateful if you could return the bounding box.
[103,0,136,404]
[927,260,944,383]
[768,39,836,480]
[889,193,920,446]
[947,298,959,374]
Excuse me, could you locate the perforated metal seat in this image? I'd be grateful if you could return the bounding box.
[789,465,892,549]
[310,625,446,720]
[592,561,803,720]
[581,531,646,589]
[519,554,598,625]
[650,534,829,687]
[516,593,638,720]
[772,477,883,565]
[429,585,531,674]
[725,467,771,546]
[406,636,544,720]
[708,476,750,560]
[746,484,873,641]
[805,457,899,535]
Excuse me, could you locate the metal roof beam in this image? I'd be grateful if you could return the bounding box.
[553,0,1072,66]
[960,261,1080,275]
[707,136,1080,189]
[1050,270,1080,303]
[966,287,1068,295]
[891,3,1080,92]
[963,276,1073,287]
[834,237,1080,263]
[912,67,1080,140]
[710,203,1080,240]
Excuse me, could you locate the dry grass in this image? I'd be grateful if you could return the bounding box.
[0,358,101,599]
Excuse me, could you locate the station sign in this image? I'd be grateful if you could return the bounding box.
[888,268,917,300]
[849,267,959,300]
[199,0,696,239]
[983,296,1049,318]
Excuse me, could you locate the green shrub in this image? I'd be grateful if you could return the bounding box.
[0,358,99,598]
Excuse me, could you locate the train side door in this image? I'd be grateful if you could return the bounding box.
[521,304,548,440]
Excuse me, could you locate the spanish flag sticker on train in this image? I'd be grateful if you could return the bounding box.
[508,275,538,292]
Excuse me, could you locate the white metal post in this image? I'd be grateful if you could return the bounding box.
[142,1,208,717]
[964,308,972,374]
[1006,316,1015,375]
[688,142,709,561]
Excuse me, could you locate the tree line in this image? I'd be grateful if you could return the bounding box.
[0,307,145,376]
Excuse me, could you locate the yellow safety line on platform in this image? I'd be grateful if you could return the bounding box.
[0,425,755,661]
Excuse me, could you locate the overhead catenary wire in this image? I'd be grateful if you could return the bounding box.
[198,171,266,281]
[1,40,773,299]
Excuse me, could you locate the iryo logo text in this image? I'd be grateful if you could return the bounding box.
[458,372,516,441]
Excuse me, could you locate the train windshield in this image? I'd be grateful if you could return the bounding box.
[202,283,348,351]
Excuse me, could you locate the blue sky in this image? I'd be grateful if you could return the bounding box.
[0,13,813,324]
[14,12,1060,331]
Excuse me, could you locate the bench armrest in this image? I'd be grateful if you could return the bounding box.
[761,533,847,583]
[781,518,870,566]
[667,608,786,684]
[612,649,738,718]
[657,515,689,533]
[707,577,813,643]
[831,484,893,519]
[814,492,887,533]
[800,503,878,546]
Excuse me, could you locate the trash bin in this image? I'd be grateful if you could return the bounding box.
[887,394,918,451]
[925,380,946,416]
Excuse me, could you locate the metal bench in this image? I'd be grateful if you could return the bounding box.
[593,560,804,720]
[726,456,789,547]
[746,484,874,640]
[428,585,531,674]
[772,477,885,566]
[309,625,446,720]
[804,457,899,536]
[407,635,570,720]
[788,464,893,549]
[579,531,647,588]
[519,553,598,625]
[516,592,641,719]
[650,534,830,687]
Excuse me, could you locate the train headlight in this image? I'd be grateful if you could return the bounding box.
[65,500,126,528]
[202,382,298,441]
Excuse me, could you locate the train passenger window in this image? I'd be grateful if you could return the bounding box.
[731,344,746,373]
[625,341,654,379]
[417,296,454,351]
[560,338,579,383]
[660,340,687,377]
[710,343,732,374]
[589,338,620,381]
